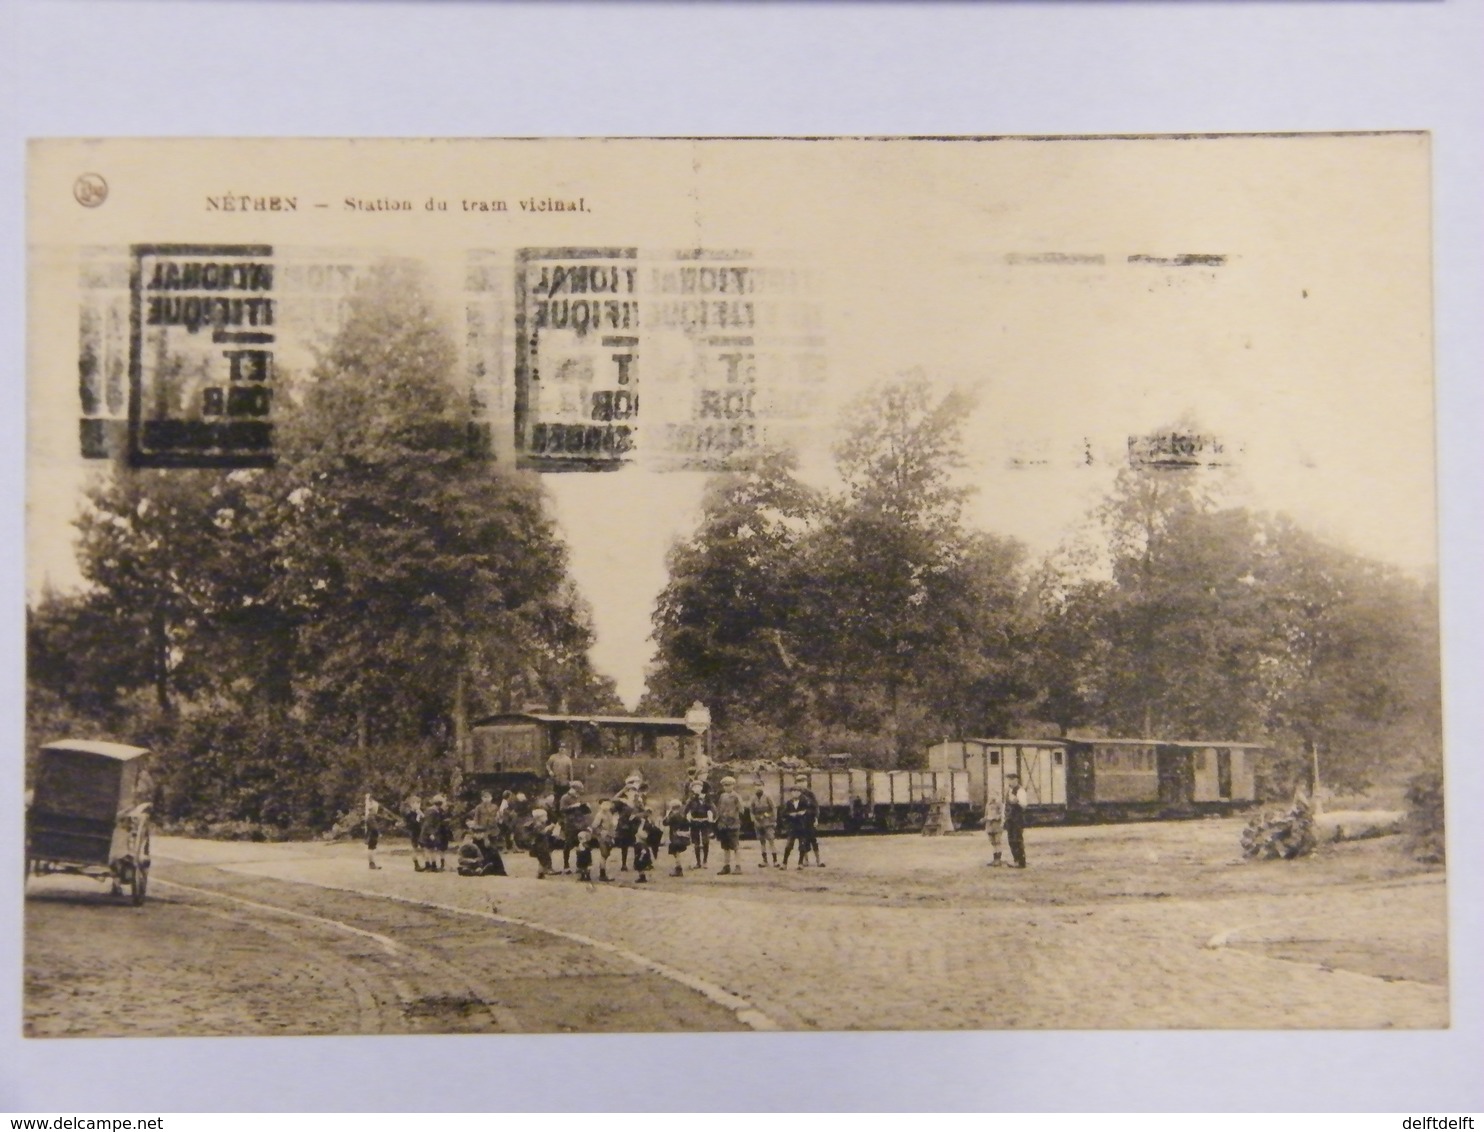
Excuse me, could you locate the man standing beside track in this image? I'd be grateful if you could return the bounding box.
[546,741,575,809]
[781,774,821,869]
[1005,775,1029,869]
[402,791,425,872]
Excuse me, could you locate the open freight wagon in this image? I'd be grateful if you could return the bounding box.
[746,767,970,832]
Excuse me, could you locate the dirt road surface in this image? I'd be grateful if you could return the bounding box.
[24,818,1447,1036]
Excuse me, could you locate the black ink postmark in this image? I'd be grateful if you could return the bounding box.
[510,247,827,473]
[1128,430,1229,470]
[514,247,641,472]
[127,244,277,468]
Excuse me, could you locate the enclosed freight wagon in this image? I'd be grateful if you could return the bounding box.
[926,739,1068,823]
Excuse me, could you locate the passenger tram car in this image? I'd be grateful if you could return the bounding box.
[926,737,1266,825]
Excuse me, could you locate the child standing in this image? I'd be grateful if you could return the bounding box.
[662,799,691,877]
[633,809,661,883]
[363,792,389,870]
[574,829,595,882]
[421,795,453,873]
[984,795,1005,866]
[747,783,779,868]
[684,782,715,870]
[714,776,744,875]
[525,807,557,879]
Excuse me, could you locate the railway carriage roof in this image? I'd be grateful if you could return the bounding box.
[951,737,1267,749]
[471,712,693,732]
[1072,738,1268,748]
[38,738,150,761]
[958,738,1068,747]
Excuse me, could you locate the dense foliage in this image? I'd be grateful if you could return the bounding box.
[28,262,619,829]
[646,382,1444,815]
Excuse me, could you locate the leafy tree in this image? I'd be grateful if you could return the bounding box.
[1254,516,1442,794]
[646,377,1031,764]
[644,447,820,752]
[1035,453,1442,799]
[32,259,615,825]
[808,379,1027,757]
[270,259,603,755]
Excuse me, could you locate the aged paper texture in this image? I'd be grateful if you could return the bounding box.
[24,136,1444,1037]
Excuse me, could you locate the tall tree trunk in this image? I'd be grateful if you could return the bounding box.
[1306,736,1322,811]
[453,666,468,771]
[263,616,295,710]
[151,607,171,711]
[886,675,902,765]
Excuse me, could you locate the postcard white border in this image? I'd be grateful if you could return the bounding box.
[2,0,1479,1113]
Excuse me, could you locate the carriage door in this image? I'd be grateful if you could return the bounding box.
[961,745,986,813]
[1216,748,1233,800]
[984,745,1006,803]
[1015,747,1044,805]
[1048,746,1067,805]
[1157,744,1193,806]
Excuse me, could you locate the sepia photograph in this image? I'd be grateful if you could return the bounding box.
[20,134,1449,1042]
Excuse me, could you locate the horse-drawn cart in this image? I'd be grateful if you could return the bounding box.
[25,739,154,905]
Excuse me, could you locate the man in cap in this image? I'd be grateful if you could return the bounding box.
[1005,775,1029,868]
[402,791,425,872]
[713,775,744,875]
[546,741,575,809]
[781,773,821,869]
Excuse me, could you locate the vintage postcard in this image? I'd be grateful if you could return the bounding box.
[23,135,1444,1037]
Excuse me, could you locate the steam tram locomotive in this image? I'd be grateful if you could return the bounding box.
[466,711,705,803]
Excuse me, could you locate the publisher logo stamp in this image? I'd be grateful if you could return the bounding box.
[73,173,108,208]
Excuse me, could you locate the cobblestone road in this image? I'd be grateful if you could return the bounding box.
[24,860,742,1037]
[149,820,1448,1032]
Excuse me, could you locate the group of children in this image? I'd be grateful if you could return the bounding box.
[358,771,829,882]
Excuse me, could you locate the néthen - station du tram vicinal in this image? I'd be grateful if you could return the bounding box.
[464,709,1267,832]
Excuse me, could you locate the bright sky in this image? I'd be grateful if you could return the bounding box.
[28,137,1437,708]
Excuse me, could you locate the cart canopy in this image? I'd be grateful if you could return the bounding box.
[31,740,153,838]
[39,739,150,761]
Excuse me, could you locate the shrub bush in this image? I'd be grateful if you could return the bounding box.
[1404,765,1445,863]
